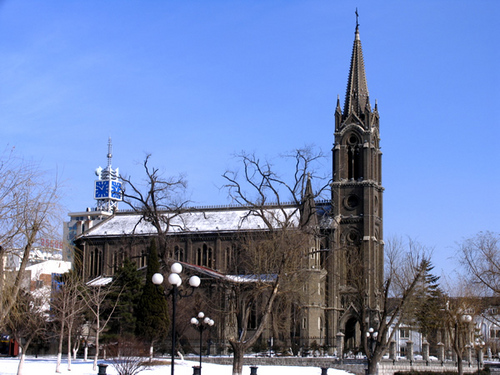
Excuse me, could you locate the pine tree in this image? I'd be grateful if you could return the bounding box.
[414,261,446,347]
[135,239,170,349]
[106,258,143,339]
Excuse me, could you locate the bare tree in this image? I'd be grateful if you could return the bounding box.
[0,147,63,326]
[5,290,48,375]
[441,285,479,375]
[221,147,328,375]
[51,271,86,373]
[459,231,500,349]
[80,280,122,371]
[459,231,500,296]
[346,236,434,375]
[121,154,189,258]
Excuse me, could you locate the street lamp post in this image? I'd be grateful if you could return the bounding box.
[366,327,378,356]
[153,262,201,375]
[366,327,378,375]
[475,339,485,375]
[190,312,214,373]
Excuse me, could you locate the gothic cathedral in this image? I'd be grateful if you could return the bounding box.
[69,21,383,353]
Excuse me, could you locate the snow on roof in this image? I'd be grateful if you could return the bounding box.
[25,260,72,280]
[180,262,276,283]
[86,276,113,286]
[225,274,277,283]
[80,206,301,238]
[161,262,277,284]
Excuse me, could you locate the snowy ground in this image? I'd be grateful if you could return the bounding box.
[0,356,353,375]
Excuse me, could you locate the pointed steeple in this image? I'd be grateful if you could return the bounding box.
[300,174,318,229]
[343,20,370,118]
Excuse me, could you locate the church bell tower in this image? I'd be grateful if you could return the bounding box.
[328,19,384,343]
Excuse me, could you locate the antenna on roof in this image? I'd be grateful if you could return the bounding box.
[107,137,113,168]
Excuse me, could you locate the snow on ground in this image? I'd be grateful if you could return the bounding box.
[0,356,352,375]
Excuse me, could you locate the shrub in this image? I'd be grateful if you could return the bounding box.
[108,337,150,375]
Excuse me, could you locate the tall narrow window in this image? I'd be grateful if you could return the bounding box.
[345,246,361,284]
[112,252,117,275]
[248,303,258,330]
[174,245,184,262]
[208,246,213,268]
[140,250,147,268]
[91,248,101,276]
[197,248,202,266]
[90,251,94,276]
[200,244,213,267]
[203,244,208,266]
[225,246,231,271]
[346,133,362,180]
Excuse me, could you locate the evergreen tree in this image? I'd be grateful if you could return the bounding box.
[106,258,143,339]
[135,239,170,348]
[414,261,446,347]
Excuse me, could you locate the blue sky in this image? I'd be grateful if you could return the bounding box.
[1,1,498,278]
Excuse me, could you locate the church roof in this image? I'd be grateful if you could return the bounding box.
[343,23,370,117]
[78,205,303,239]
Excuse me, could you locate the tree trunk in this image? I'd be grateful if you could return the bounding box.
[457,353,464,375]
[231,343,246,375]
[93,314,101,371]
[66,322,72,370]
[55,352,62,373]
[93,343,99,372]
[17,352,26,375]
[56,318,65,373]
[367,359,379,375]
[16,339,32,375]
[84,345,88,361]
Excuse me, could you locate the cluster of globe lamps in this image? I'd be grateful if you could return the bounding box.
[366,327,378,355]
[191,312,215,374]
[152,262,201,375]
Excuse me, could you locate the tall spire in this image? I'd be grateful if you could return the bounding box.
[343,11,370,117]
[300,173,318,229]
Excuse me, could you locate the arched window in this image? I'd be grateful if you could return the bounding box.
[225,246,231,270]
[174,245,184,262]
[90,248,101,277]
[197,244,214,268]
[201,244,213,268]
[113,248,125,274]
[197,247,202,266]
[140,249,147,268]
[346,133,362,180]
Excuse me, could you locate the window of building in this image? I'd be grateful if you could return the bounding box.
[491,327,500,339]
[248,303,258,330]
[225,246,231,270]
[174,245,184,262]
[197,244,213,268]
[400,328,410,339]
[90,248,101,277]
[139,250,147,268]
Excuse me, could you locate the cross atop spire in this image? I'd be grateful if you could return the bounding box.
[343,15,370,118]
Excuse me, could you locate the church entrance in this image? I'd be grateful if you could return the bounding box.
[344,317,360,355]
